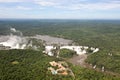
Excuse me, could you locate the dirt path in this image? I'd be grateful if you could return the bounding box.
[68,54,120,77]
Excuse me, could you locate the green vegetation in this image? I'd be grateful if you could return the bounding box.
[27,38,45,51]
[59,49,76,58]
[86,50,120,73]
[70,65,120,80]
[0,49,119,80]
[0,19,120,78]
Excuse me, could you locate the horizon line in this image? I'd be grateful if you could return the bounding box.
[0,18,120,20]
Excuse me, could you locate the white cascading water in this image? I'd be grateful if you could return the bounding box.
[0,27,27,49]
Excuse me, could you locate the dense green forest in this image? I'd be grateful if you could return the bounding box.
[0,19,120,78]
[59,49,76,58]
[0,49,120,80]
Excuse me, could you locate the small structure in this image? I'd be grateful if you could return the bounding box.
[48,67,58,75]
[48,61,74,76]
[49,61,58,66]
